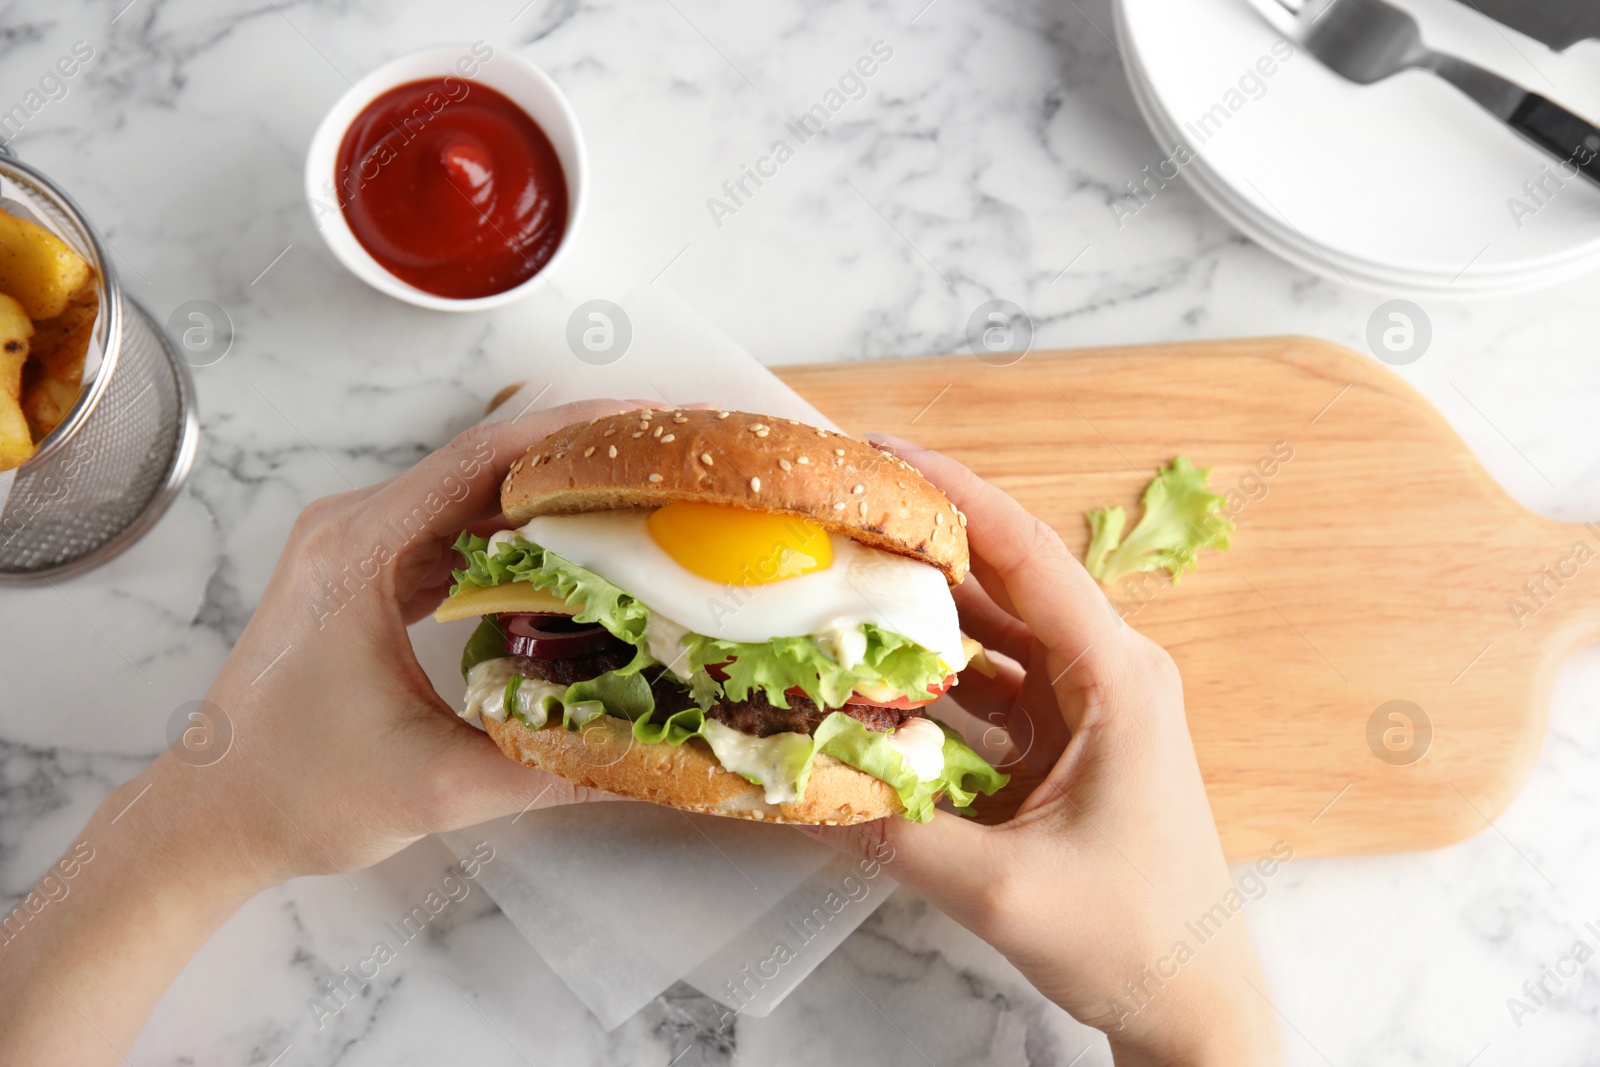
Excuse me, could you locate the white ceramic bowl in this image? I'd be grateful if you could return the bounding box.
[304,43,587,312]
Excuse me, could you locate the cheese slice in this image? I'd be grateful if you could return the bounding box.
[433,583,572,622]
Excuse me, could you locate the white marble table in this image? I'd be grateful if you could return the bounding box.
[3,1,1598,1064]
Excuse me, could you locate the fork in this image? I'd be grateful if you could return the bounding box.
[1247,0,1600,187]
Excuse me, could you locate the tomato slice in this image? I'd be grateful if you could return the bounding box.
[840,675,955,710]
[701,662,955,708]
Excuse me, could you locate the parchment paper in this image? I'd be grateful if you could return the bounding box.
[417,287,894,1028]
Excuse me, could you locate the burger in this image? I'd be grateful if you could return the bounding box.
[435,408,1008,824]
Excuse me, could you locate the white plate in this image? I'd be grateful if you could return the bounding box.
[1115,0,1600,292]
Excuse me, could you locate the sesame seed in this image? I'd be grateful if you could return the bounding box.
[797,455,809,464]
[897,480,908,489]
[852,484,864,495]
[958,510,967,527]
[833,501,846,511]
[674,415,689,423]
[661,433,676,443]
[511,458,522,472]
[632,431,644,438]
[530,455,541,466]
[750,423,768,432]
[700,452,714,465]
[951,503,959,513]
[649,473,663,483]
[859,501,868,517]
[755,428,769,438]
[778,458,792,471]
[608,445,618,458]
[554,451,566,459]
[817,429,828,437]
[717,411,730,419]
[750,477,761,492]
[603,428,616,437]
[834,457,844,466]
[653,425,664,438]
[834,448,845,456]
[936,512,944,525]
[584,446,595,457]
[639,419,649,430]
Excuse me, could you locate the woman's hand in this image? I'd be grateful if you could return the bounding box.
[808,434,1282,1066]
[0,398,639,1066]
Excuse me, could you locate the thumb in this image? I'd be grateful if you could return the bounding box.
[799,811,1000,921]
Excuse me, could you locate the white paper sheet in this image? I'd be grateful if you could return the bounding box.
[417,287,892,1029]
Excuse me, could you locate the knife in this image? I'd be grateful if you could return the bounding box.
[1450,0,1600,52]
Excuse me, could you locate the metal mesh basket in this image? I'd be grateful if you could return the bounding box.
[0,154,198,581]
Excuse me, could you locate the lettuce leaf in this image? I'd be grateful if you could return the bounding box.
[461,616,508,678]
[1084,457,1232,585]
[623,694,1005,821]
[682,627,949,711]
[453,533,652,673]
[450,533,949,709]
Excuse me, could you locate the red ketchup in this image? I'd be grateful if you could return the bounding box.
[335,77,568,299]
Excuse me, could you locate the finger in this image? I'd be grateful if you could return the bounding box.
[797,811,1002,927]
[866,434,1127,679]
[430,724,626,829]
[947,654,1024,722]
[953,579,1033,663]
[364,398,653,556]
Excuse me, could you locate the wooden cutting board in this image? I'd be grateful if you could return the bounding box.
[776,337,1600,861]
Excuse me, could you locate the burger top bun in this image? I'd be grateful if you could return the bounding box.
[501,408,970,585]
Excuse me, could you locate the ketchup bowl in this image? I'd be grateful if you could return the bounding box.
[304,43,587,312]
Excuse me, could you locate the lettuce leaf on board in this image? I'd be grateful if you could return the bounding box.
[450,533,950,709]
[1084,457,1232,585]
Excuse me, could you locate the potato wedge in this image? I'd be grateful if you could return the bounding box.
[0,212,93,321]
[20,287,95,442]
[0,291,31,403]
[0,389,34,471]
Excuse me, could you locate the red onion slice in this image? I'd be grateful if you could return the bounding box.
[501,613,616,659]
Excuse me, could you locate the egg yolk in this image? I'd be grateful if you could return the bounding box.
[646,501,832,585]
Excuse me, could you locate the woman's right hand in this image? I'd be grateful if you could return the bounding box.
[808,435,1282,1066]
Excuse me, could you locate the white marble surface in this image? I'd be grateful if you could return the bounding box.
[2,0,1599,1064]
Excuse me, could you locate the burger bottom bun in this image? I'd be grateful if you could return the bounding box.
[482,712,903,825]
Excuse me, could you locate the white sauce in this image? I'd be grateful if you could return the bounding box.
[700,719,814,804]
[487,528,520,553]
[886,717,947,781]
[463,658,566,725]
[813,622,868,670]
[644,613,693,679]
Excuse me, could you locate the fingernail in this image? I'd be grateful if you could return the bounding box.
[864,431,917,452]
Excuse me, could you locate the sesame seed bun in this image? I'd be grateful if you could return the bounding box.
[500,408,969,584]
[482,712,901,824]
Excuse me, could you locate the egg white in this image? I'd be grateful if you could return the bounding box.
[510,509,965,667]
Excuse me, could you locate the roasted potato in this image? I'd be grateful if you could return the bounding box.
[0,212,93,321]
[20,288,96,441]
[0,291,30,401]
[0,292,34,470]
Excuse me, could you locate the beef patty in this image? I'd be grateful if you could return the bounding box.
[511,643,921,736]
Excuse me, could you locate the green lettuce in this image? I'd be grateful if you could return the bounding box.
[450,533,950,709]
[520,669,656,730]
[453,532,652,673]
[1084,457,1232,585]
[462,615,508,678]
[605,678,1006,822]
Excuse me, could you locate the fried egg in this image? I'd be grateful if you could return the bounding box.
[510,504,965,668]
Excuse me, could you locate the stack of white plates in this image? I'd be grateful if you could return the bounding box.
[1113,0,1600,296]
